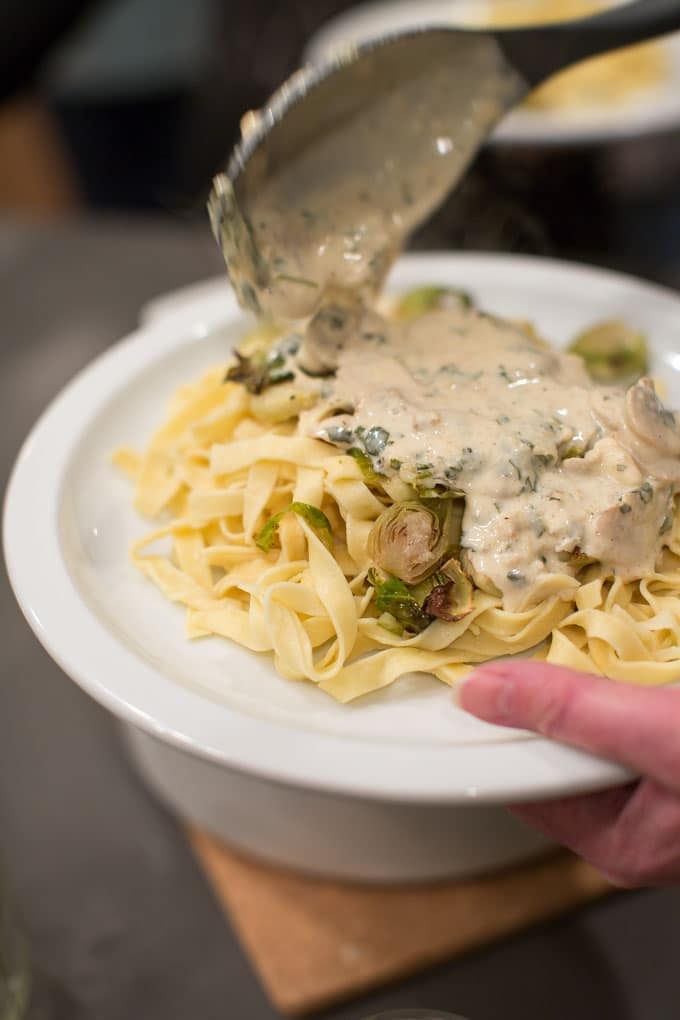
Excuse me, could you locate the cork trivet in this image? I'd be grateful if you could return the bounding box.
[188,829,613,1017]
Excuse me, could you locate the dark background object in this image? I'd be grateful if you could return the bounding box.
[1,0,96,101]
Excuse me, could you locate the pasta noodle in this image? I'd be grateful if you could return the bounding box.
[115,304,680,703]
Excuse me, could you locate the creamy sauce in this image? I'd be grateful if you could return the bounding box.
[209,33,680,611]
[209,32,524,319]
[283,303,679,610]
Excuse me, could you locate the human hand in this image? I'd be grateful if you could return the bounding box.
[457,661,680,887]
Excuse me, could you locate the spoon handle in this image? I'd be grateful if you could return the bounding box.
[500,0,680,88]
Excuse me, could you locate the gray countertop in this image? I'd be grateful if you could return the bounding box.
[2,217,680,1020]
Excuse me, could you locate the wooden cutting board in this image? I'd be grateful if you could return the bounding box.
[188,828,613,1017]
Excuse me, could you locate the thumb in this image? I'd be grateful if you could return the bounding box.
[458,661,680,793]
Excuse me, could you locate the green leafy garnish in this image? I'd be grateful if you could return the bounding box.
[256,503,333,552]
[369,573,433,634]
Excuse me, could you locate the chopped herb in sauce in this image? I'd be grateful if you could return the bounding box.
[326,425,354,444]
[363,427,390,456]
[660,516,673,536]
[635,481,654,504]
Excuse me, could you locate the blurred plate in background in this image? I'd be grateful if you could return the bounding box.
[304,0,680,147]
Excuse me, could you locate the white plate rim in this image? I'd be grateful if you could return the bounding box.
[11,250,679,805]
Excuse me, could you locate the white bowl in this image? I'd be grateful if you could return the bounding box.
[9,252,680,882]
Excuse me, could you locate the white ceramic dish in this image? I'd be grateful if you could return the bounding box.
[304,0,680,147]
[8,252,680,881]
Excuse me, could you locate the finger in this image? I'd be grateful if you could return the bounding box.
[458,661,680,793]
[509,784,635,870]
[512,780,680,887]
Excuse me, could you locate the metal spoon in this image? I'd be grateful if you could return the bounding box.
[209,0,680,319]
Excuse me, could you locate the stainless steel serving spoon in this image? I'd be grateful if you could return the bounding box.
[209,0,680,318]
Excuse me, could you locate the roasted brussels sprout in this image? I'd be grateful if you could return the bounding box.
[393,286,472,321]
[568,320,648,385]
[368,556,474,636]
[368,573,433,634]
[422,558,474,622]
[368,499,463,585]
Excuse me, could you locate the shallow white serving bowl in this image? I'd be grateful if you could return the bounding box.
[304,0,680,147]
[7,252,680,882]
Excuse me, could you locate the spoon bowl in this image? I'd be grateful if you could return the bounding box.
[209,0,680,319]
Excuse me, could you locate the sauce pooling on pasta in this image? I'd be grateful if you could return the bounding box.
[277,298,679,611]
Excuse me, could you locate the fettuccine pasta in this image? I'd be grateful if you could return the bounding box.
[115,295,680,703]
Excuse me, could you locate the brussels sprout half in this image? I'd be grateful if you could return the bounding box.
[568,320,649,385]
[393,285,473,321]
[368,499,464,585]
